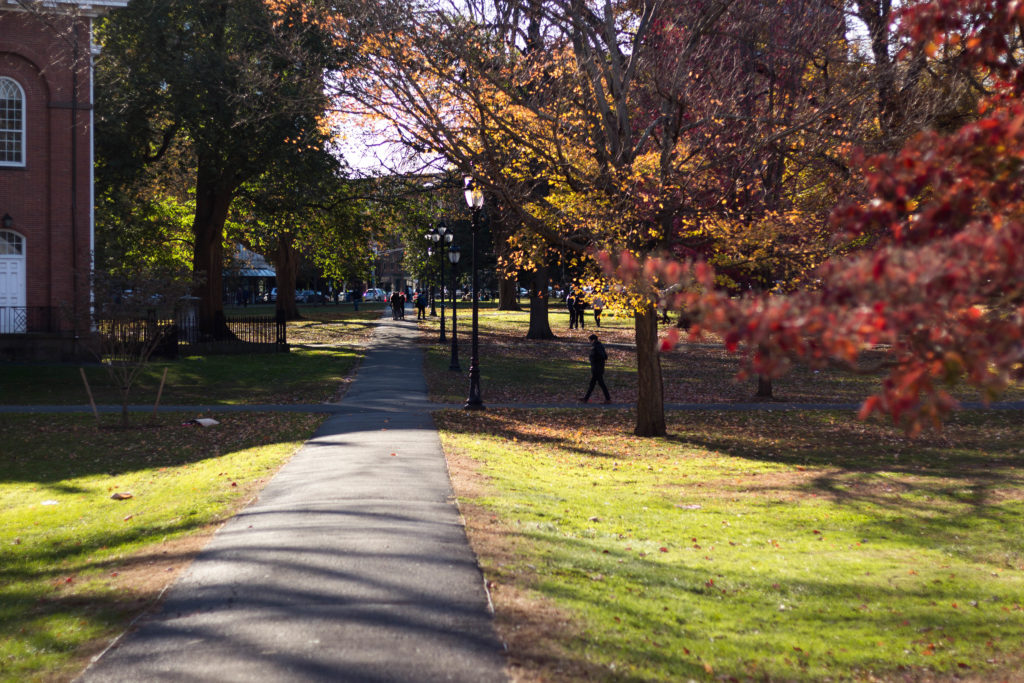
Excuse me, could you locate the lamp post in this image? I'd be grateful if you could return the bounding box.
[463,176,485,410]
[448,245,461,371]
[436,221,453,343]
[425,227,439,317]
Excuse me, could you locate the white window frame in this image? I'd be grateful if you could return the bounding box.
[0,77,26,168]
[0,230,25,256]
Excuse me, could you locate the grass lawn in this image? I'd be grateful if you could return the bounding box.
[0,306,372,680]
[0,307,380,406]
[438,407,1024,681]
[421,306,1024,406]
[0,411,325,682]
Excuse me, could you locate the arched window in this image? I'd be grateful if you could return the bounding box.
[0,230,24,256]
[0,77,25,166]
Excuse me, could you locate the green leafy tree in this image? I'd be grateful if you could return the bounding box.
[95,0,351,334]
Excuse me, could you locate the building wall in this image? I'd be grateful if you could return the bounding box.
[0,11,93,329]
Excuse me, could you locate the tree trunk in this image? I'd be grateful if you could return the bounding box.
[498,277,520,311]
[634,303,666,437]
[274,235,301,320]
[192,172,235,337]
[525,266,555,340]
[756,375,773,399]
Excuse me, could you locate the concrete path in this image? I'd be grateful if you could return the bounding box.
[77,315,508,683]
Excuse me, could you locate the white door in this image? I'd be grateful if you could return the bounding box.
[0,230,26,333]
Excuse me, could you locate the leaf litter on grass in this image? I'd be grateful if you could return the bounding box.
[422,308,1024,407]
[438,407,1024,682]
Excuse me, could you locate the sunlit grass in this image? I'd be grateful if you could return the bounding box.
[438,408,1024,681]
[0,411,324,682]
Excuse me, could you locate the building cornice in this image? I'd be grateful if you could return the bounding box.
[1,0,129,17]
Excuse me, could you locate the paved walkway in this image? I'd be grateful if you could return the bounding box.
[77,315,508,683]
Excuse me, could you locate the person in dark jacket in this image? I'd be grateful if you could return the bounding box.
[415,290,427,319]
[573,291,587,329]
[580,333,611,403]
[390,291,401,320]
[566,290,578,329]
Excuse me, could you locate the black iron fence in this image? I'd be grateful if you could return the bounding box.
[150,310,288,358]
[0,306,287,358]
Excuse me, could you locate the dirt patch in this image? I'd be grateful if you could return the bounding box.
[106,529,214,598]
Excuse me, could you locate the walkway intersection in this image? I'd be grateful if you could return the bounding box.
[77,315,508,683]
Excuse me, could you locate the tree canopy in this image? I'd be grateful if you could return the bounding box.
[95,0,355,331]
[622,0,1024,433]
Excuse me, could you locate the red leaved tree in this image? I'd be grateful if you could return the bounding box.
[616,0,1024,433]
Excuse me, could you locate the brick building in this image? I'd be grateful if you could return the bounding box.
[0,0,126,359]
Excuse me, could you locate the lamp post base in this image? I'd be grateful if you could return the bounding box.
[465,367,483,410]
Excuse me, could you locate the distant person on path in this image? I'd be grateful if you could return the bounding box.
[352,289,362,311]
[390,291,401,320]
[398,290,407,320]
[416,290,427,319]
[580,333,611,404]
[592,293,604,327]
[574,291,587,330]
[566,290,578,329]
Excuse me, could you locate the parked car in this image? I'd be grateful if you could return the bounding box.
[363,288,387,302]
[261,287,277,303]
[295,289,325,303]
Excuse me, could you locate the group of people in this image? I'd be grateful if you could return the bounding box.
[391,289,433,320]
[565,290,605,329]
[389,290,407,320]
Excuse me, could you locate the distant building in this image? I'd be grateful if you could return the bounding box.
[0,0,127,359]
[226,245,275,305]
[378,246,409,294]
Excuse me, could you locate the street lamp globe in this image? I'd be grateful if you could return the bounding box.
[464,176,484,209]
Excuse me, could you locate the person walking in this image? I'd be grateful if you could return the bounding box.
[566,290,578,329]
[580,333,611,404]
[592,293,604,327]
[389,291,401,320]
[398,290,407,320]
[573,290,587,330]
[415,290,427,319]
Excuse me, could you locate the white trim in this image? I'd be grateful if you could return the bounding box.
[0,76,26,168]
[0,1,128,17]
[0,230,27,334]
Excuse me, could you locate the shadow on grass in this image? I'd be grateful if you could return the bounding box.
[491,508,1024,680]
[0,347,360,406]
[0,412,319,484]
[438,407,1024,566]
[0,517,216,584]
